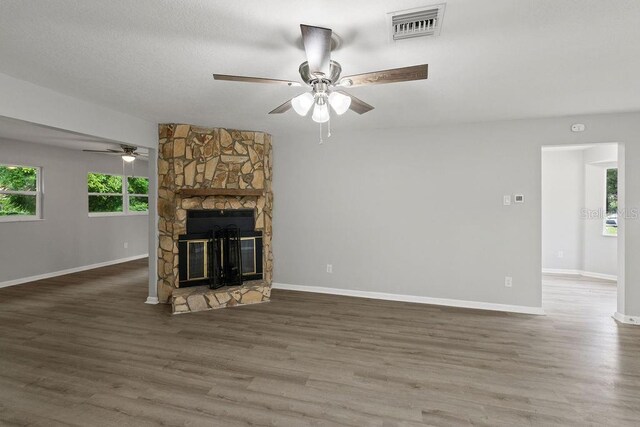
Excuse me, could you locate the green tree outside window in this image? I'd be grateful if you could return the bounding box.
[0,165,39,217]
[88,173,149,214]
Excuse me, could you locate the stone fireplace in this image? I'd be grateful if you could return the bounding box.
[157,124,273,313]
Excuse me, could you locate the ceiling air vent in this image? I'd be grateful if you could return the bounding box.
[389,3,446,41]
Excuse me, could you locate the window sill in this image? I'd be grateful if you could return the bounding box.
[89,212,149,218]
[0,217,43,223]
[602,233,618,238]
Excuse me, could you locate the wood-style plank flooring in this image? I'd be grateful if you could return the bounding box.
[1,261,639,426]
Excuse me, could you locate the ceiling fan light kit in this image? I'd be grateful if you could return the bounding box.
[328,91,351,115]
[121,154,136,162]
[291,92,314,116]
[311,95,330,123]
[213,24,429,140]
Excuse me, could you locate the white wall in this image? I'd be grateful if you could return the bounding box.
[0,139,149,284]
[542,149,584,271]
[273,123,543,310]
[272,112,640,316]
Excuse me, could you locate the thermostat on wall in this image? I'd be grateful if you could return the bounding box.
[571,123,585,132]
[514,194,525,203]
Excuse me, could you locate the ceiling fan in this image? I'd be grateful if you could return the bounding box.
[83,144,147,162]
[213,24,428,124]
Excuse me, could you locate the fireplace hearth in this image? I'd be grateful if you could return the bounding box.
[178,209,263,289]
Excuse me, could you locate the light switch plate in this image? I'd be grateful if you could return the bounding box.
[503,195,511,206]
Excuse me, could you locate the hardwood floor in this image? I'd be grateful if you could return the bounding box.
[1,261,639,426]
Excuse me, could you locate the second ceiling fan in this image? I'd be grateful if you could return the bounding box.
[213,24,428,124]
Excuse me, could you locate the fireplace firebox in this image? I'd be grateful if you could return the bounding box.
[178,209,263,288]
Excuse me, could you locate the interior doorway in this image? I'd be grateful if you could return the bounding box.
[541,143,620,318]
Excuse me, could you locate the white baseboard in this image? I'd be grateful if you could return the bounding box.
[272,283,544,315]
[582,271,617,281]
[613,312,640,325]
[0,254,149,289]
[145,296,159,305]
[542,268,617,282]
[542,268,582,276]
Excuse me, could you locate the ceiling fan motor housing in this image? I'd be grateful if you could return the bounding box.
[120,144,138,154]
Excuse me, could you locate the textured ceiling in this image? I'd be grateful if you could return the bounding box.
[1,0,639,137]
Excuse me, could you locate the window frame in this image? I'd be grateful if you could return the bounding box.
[0,163,43,222]
[602,167,618,237]
[88,172,149,217]
[126,176,150,215]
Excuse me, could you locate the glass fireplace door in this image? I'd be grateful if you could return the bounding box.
[187,240,208,280]
[241,237,257,275]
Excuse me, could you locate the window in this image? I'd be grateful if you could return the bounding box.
[603,168,618,236]
[127,176,149,212]
[88,173,148,215]
[0,164,41,221]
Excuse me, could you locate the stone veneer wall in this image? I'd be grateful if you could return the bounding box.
[157,124,273,303]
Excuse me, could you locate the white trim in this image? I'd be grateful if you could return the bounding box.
[542,268,582,276]
[272,283,545,315]
[0,216,43,223]
[613,312,640,325]
[0,254,148,289]
[542,268,617,281]
[145,296,159,305]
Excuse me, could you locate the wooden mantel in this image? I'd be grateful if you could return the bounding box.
[178,188,264,197]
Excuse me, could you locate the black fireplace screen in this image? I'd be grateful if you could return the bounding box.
[214,226,243,288]
[178,209,263,289]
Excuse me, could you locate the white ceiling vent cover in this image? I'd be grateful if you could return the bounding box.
[389,4,446,41]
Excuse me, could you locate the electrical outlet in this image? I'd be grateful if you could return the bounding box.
[326,264,333,274]
[505,276,513,288]
[124,242,128,249]
[557,251,564,259]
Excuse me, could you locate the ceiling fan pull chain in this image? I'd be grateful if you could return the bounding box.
[319,122,323,144]
[328,115,331,138]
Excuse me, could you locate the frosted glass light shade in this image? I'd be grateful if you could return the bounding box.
[312,101,330,123]
[291,92,314,116]
[328,91,351,115]
[122,155,136,163]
